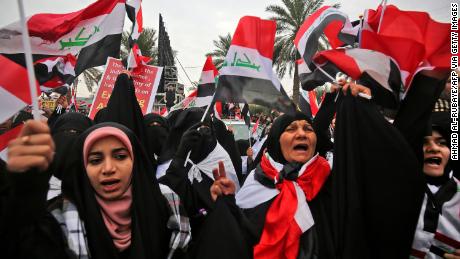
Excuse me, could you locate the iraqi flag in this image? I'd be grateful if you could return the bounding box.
[0,0,125,93]
[360,4,451,89]
[314,49,402,94]
[170,89,198,111]
[300,48,403,108]
[0,124,24,162]
[297,57,338,91]
[251,117,260,140]
[125,0,146,72]
[170,56,219,111]
[215,16,295,114]
[126,0,143,41]
[34,54,77,93]
[159,106,169,117]
[0,55,40,124]
[213,101,223,119]
[294,6,358,67]
[194,56,219,108]
[241,103,251,128]
[299,89,318,119]
[127,43,152,72]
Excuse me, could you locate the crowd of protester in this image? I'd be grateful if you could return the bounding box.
[0,70,458,259]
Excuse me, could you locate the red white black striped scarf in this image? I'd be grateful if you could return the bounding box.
[254,153,330,259]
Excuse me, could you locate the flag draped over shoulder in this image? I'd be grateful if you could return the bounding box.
[361,4,451,89]
[215,16,295,114]
[0,0,125,93]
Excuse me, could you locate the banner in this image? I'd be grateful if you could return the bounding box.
[89,57,162,119]
[40,100,57,111]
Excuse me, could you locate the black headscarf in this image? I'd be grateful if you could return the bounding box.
[425,111,454,185]
[49,112,93,179]
[143,113,170,159]
[165,108,183,126]
[61,122,170,259]
[429,112,451,149]
[47,106,66,128]
[94,107,109,124]
[158,107,212,164]
[95,74,151,161]
[236,139,250,156]
[266,112,313,164]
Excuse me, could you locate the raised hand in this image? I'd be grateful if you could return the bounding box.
[210,161,236,201]
[175,122,204,160]
[444,249,460,259]
[7,120,55,173]
[337,78,372,97]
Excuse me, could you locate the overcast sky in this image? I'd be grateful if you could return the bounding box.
[0,0,452,97]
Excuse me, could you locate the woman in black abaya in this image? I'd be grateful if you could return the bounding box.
[47,112,93,199]
[3,121,183,259]
[143,113,170,160]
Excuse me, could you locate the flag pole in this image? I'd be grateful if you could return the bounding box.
[248,126,252,148]
[313,63,372,100]
[200,93,214,122]
[17,0,40,120]
[377,0,388,34]
[126,48,133,71]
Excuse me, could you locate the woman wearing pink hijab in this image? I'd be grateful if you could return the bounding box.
[3,121,189,259]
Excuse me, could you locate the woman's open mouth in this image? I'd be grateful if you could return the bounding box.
[293,144,308,152]
[100,178,121,192]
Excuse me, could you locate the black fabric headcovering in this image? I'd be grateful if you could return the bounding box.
[266,112,313,164]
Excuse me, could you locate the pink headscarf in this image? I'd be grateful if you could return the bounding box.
[83,127,133,168]
[83,126,134,251]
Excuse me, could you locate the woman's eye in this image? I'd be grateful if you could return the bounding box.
[114,153,128,160]
[437,140,447,146]
[304,126,313,132]
[88,157,102,165]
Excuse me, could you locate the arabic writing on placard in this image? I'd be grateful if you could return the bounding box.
[222,52,261,71]
[59,26,100,50]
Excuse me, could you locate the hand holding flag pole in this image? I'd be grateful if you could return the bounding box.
[313,63,372,100]
[17,0,40,120]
